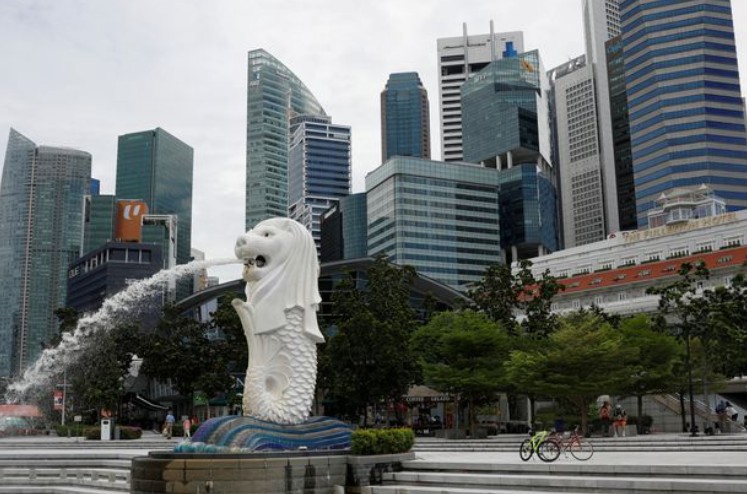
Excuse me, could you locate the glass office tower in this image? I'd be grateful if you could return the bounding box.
[606,35,637,232]
[115,128,193,269]
[246,49,326,230]
[0,129,91,376]
[437,25,524,162]
[320,193,368,262]
[287,114,351,252]
[620,0,747,226]
[461,50,559,262]
[380,72,431,161]
[366,157,502,291]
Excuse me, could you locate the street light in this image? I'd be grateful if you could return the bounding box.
[683,324,698,437]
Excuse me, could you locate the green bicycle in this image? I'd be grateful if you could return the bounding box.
[519,430,561,462]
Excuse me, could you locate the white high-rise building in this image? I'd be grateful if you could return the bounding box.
[437,24,523,162]
[582,0,622,233]
[549,56,607,248]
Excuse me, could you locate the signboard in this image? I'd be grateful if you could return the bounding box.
[115,199,149,242]
[53,390,63,411]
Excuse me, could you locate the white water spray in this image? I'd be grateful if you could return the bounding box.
[5,258,241,403]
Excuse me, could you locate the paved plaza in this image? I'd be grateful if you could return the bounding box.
[1,431,746,492]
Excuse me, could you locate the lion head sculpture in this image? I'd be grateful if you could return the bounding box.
[234,217,324,343]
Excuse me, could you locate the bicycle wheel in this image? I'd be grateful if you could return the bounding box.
[519,438,534,461]
[538,439,561,462]
[569,439,594,461]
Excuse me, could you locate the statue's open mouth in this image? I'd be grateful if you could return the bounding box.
[245,255,267,268]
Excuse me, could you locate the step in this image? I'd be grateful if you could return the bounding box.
[0,487,123,494]
[373,487,560,494]
[381,471,747,493]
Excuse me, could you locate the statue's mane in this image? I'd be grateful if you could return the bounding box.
[245,218,324,343]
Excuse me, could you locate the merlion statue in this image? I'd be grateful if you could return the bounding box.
[177,217,350,452]
[231,217,324,425]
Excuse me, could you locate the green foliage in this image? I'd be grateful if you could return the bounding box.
[411,311,510,399]
[119,426,143,439]
[351,428,415,455]
[648,262,747,378]
[54,424,86,437]
[505,312,639,433]
[411,310,512,433]
[319,256,420,424]
[52,308,141,416]
[81,425,142,440]
[138,304,240,413]
[618,315,682,396]
[466,260,564,337]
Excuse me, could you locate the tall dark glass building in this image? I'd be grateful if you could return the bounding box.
[287,115,351,252]
[380,72,431,161]
[246,49,326,230]
[0,129,91,376]
[461,50,559,262]
[115,128,193,269]
[620,0,747,226]
[606,34,637,232]
[319,193,368,263]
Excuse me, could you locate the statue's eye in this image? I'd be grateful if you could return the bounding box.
[264,232,271,237]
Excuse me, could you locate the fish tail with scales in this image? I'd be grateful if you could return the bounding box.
[243,306,317,424]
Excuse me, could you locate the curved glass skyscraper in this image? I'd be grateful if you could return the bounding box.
[246,49,326,230]
[621,0,747,226]
[0,129,91,376]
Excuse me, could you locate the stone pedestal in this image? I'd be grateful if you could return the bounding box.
[130,451,415,494]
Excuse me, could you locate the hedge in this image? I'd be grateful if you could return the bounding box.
[351,427,415,455]
[81,425,143,440]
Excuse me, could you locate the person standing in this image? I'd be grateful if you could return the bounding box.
[613,404,627,437]
[599,401,611,437]
[164,410,175,439]
[182,416,192,438]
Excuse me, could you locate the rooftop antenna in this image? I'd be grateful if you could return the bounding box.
[490,20,496,61]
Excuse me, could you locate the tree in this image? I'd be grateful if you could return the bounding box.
[466,260,564,337]
[138,304,236,415]
[318,256,419,425]
[67,323,141,419]
[505,312,638,434]
[49,308,141,423]
[410,310,512,433]
[647,262,747,431]
[618,315,682,433]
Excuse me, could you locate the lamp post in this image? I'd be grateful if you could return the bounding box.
[683,323,698,437]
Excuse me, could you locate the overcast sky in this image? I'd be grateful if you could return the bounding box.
[1,0,746,283]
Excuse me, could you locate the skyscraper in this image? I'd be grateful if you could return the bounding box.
[366,157,502,291]
[620,0,747,226]
[287,115,351,252]
[549,56,607,247]
[246,49,326,230]
[319,193,368,263]
[583,0,623,233]
[606,34,637,232]
[437,25,524,162]
[461,50,559,262]
[0,129,91,376]
[115,128,193,268]
[380,72,431,161]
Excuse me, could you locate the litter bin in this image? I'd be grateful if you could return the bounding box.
[100,419,112,441]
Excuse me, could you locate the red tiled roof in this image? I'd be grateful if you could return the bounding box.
[555,245,747,295]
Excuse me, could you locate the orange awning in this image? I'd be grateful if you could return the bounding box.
[0,405,43,417]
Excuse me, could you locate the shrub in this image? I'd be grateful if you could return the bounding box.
[119,426,143,440]
[79,425,143,440]
[351,427,414,455]
[54,424,86,437]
